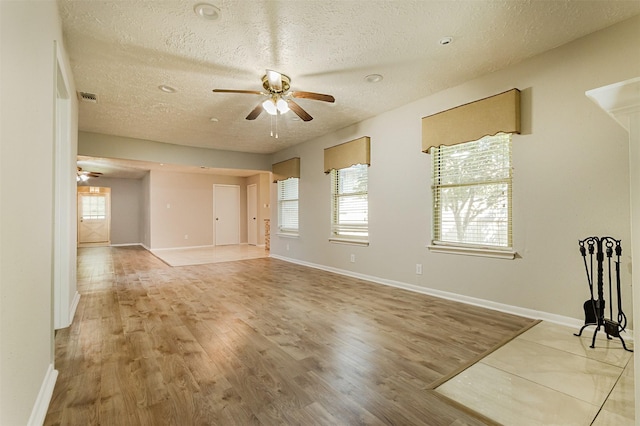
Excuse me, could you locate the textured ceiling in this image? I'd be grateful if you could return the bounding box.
[60,0,640,161]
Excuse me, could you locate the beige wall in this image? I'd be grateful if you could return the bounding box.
[269,16,640,325]
[148,170,270,249]
[247,173,273,246]
[1,2,77,424]
[79,131,271,172]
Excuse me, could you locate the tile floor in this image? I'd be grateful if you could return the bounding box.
[151,244,269,266]
[436,321,634,425]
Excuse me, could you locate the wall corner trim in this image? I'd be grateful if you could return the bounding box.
[27,364,58,426]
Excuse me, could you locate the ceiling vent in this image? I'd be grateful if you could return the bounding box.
[77,91,98,103]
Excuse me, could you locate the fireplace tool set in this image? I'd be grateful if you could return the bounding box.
[574,236,632,352]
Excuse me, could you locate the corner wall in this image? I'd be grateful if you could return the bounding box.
[1,2,76,424]
[269,16,640,325]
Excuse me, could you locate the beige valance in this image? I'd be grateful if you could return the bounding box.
[422,89,521,153]
[324,136,370,173]
[272,157,300,182]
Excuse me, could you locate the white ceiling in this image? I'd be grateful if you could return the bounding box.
[60,0,640,175]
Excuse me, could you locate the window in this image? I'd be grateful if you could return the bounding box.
[81,195,106,220]
[277,177,299,234]
[431,133,512,250]
[331,163,368,243]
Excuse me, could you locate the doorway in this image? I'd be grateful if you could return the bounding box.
[247,184,258,246]
[214,184,240,246]
[77,187,111,246]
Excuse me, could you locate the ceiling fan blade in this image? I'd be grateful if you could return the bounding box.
[288,100,313,122]
[246,103,264,120]
[266,69,282,92]
[291,91,335,103]
[212,89,262,95]
[88,172,102,177]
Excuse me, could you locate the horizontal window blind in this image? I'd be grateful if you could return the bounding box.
[278,178,299,233]
[331,164,368,238]
[432,133,512,248]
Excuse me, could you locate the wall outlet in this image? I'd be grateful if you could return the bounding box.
[184,234,189,240]
[416,263,423,275]
[166,203,171,209]
[350,254,356,263]
[286,244,290,251]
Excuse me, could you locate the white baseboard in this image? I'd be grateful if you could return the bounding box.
[27,363,58,426]
[110,243,144,247]
[269,254,596,331]
[69,291,80,324]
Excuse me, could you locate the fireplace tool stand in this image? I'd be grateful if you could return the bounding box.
[574,236,632,352]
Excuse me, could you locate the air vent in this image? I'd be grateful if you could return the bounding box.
[77,91,98,103]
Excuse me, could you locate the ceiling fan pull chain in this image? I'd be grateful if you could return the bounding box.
[275,112,279,138]
[270,114,274,137]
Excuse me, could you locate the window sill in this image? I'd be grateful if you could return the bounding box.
[277,232,299,239]
[427,244,516,259]
[329,237,369,246]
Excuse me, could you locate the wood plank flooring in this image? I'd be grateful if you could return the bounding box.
[45,246,535,425]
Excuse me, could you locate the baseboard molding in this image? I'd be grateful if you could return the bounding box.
[110,243,144,247]
[69,291,80,324]
[269,254,592,330]
[27,363,58,426]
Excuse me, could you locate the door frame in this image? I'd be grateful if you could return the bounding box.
[77,186,112,247]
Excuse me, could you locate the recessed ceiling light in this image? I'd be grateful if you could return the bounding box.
[210,117,219,122]
[158,85,176,93]
[439,36,453,46]
[194,3,220,20]
[364,74,383,83]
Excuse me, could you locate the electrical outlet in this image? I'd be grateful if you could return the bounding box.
[286,244,290,251]
[184,234,189,240]
[350,254,356,263]
[416,263,423,275]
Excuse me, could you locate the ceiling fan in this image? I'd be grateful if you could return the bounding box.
[77,166,102,182]
[213,69,335,122]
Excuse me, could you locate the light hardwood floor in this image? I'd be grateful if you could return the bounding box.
[45,246,535,425]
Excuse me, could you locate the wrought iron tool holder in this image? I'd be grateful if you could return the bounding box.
[574,236,632,352]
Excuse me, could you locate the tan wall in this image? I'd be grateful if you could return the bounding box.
[269,16,640,325]
[148,170,270,249]
[246,173,273,246]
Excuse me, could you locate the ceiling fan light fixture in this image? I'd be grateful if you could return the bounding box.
[262,99,278,115]
[276,98,289,114]
[194,3,220,20]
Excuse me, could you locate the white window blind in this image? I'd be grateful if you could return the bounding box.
[331,164,368,240]
[431,133,512,248]
[278,177,299,234]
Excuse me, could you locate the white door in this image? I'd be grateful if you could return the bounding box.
[247,184,258,246]
[214,185,240,246]
[78,191,111,245]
